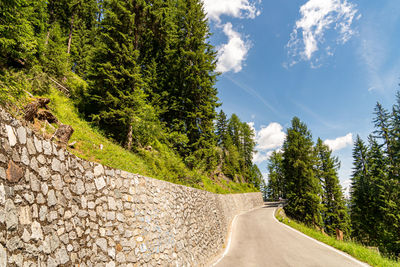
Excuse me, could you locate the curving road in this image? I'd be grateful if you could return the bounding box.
[213,203,369,267]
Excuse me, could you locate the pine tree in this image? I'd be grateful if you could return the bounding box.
[350,135,372,243]
[85,0,153,150]
[315,138,349,236]
[0,0,40,68]
[267,151,284,200]
[282,117,322,226]
[159,0,219,154]
[216,110,228,147]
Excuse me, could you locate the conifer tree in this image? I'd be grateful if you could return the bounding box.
[267,151,284,200]
[350,135,371,243]
[315,138,349,236]
[216,110,228,147]
[85,0,153,150]
[282,117,322,226]
[160,0,219,154]
[0,0,40,67]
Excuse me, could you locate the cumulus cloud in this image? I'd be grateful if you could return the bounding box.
[202,0,261,23]
[216,23,251,73]
[287,0,359,66]
[324,133,353,151]
[256,122,286,151]
[250,122,286,164]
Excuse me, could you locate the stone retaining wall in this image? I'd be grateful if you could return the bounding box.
[0,108,263,267]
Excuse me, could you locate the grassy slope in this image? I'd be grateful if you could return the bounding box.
[275,208,400,267]
[41,89,257,194]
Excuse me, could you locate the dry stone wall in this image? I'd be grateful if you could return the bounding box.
[0,107,263,267]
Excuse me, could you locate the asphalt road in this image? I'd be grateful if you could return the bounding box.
[213,203,368,267]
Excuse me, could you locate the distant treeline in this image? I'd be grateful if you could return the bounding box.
[0,0,262,187]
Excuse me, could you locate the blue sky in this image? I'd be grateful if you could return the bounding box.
[202,0,400,193]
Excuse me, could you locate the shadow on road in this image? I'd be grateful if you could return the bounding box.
[262,202,282,208]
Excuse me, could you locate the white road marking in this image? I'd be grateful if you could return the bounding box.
[272,207,370,267]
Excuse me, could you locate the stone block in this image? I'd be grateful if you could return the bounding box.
[6,160,23,183]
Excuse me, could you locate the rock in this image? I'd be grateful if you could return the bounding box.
[6,236,22,251]
[47,210,58,222]
[56,246,69,264]
[0,244,6,267]
[31,221,43,240]
[33,136,42,153]
[0,168,5,180]
[96,238,108,252]
[5,199,18,231]
[116,213,125,222]
[106,261,115,267]
[41,183,48,195]
[38,167,50,180]
[51,158,61,172]
[22,228,30,242]
[52,174,63,190]
[47,190,57,206]
[74,179,85,195]
[16,127,26,144]
[32,204,38,218]
[42,140,52,155]
[21,147,29,165]
[94,164,104,176]
[95,177,106,190]
[26,138,36,155]
[108,197,117,210]
[116,252,126,263]
[39,206,47,221]
[30,173,40,192]
[6,160,23,183]
[47,256,58,267]
[5,125,16,147]
[108,247,116,259]
[36,193,45,204]
[0,184,5,204]
[37,154,45,165]
[19,206,32,225]
[23,193,34,204]
[29,157,38,172]
[67,244,73,252]
[106,212,115,220]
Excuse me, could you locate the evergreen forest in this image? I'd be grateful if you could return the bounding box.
[0,0,262,192]
[267,92,400,259]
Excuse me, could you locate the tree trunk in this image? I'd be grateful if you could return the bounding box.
[54,124,74,144]
[24,98,51,122]
[67,13,75,54]
[125,124,133,151]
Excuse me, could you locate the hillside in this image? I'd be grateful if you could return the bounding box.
[0,0,263,194]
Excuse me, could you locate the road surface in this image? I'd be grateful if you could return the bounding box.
[213,202,368,267]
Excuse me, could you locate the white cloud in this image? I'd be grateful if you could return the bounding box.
[287,0,359,66]
[341,179,352,199]
[202,0,260,23]
[250,122,285,164]
[256,122,286,151]
[324,133,353,151]
[216,23,251,73]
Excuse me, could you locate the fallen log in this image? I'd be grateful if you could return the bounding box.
[24,98,50,122]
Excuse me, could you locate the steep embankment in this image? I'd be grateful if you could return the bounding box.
[0,107,263,266]
[9,88,257,194]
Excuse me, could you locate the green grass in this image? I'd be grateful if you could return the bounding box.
[38,88,257,194]
[275,208,400,267]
